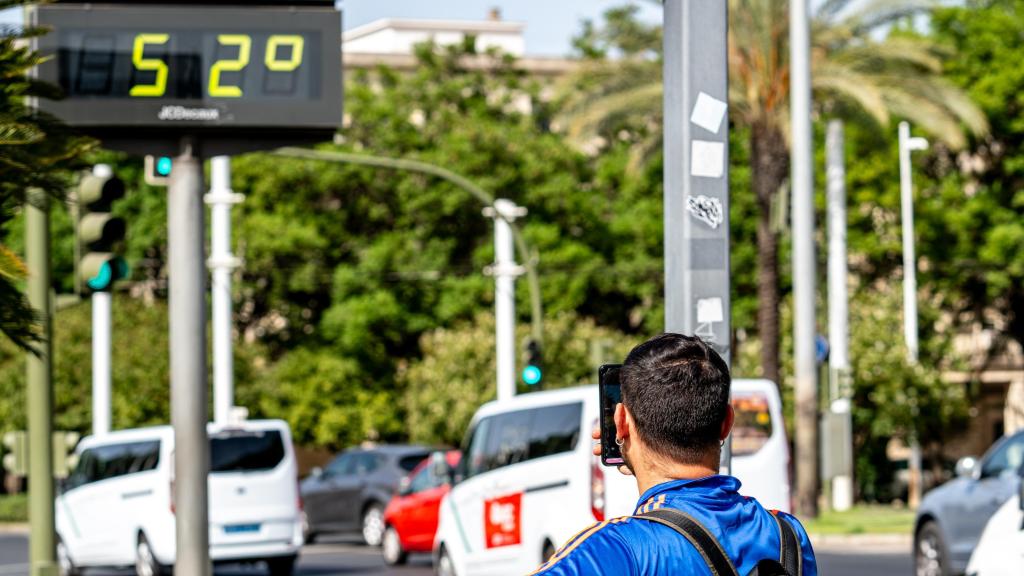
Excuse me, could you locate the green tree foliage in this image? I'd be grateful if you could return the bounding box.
[0,7,93,348]
[848,288,968,501]
[0,297,265,436]
[401,312,634,446]
[219,42,663,444]
[929,0,1024,355]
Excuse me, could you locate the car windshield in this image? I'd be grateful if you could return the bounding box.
[398,453,430,472]
[209,429,285,473]
[731,392,773,457]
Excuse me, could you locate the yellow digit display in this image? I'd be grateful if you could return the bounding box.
[265,35,305,72]
[129,34,170,97]
[209,34,252,98]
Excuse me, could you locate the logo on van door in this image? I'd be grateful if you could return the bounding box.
[484,492,522,548]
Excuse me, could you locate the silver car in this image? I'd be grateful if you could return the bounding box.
[914,430,1024,576]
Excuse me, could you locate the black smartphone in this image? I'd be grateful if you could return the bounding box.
[599,364,624,467]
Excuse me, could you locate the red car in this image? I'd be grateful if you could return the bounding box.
[382,450,461,566]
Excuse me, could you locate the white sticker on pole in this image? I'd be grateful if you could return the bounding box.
[697,297,724,324]
[691,140,725,178]
[690,92,728,134]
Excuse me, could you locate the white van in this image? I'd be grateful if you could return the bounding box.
[55,419,303,576]
[432,379,790,576]
[730,379,791,513]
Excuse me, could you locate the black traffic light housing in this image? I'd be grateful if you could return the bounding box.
[77,173,129,292]
[522,339,543,386]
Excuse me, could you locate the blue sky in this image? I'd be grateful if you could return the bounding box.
[0,1,661,56]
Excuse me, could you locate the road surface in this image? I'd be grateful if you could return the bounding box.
[0,533,911,575]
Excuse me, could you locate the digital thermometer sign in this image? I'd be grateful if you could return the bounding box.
[32,3,341,154]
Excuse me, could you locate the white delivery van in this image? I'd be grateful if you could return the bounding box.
[55,419,303,576]
[432,386,638,576]
[730,379,791,513]
[433,379,790,576]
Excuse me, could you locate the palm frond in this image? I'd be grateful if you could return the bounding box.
[561,82,663,144]
[0,245,27,282]
[813,67,891,127]
[839,0,939,34]
[0,122,44,145]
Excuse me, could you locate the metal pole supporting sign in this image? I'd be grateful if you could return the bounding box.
[663,0,732,473]
[168,138,212,576]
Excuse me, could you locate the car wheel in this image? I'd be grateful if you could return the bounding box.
[266,555,297,576]
[135,534,166,576]
[56,536,80,576]
[435,545,456,576]
[301,510,317,545]
[361,503,386,547]
[382,525,407,566]
[915,521,952,576]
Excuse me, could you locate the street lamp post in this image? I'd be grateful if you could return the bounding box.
[898,120,928,509]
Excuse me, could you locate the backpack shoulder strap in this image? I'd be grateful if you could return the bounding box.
[633,508,739,576]
[770,512,802,576]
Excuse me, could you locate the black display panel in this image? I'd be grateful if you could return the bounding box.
[32,4,341,153]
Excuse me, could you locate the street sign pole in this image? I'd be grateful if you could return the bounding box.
[168,138,211,576]
[663,0,732,472]
[26,188,57,576]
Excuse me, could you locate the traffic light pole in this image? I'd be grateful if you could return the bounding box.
[91,290,111,436]
[484,199,526,402]
[25,188,57,576]
[168,138,211,576]
[91,165,113,437]
[663,0,732,473]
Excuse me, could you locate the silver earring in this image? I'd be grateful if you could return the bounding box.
[720,439,726,448]
[615,437,625,447]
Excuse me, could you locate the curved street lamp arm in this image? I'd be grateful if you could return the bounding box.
[274,146,544,346]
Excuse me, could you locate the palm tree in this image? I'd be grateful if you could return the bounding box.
[1,5,94,349]
[557,0,987,384]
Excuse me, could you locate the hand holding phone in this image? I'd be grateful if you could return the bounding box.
[599,364,624,467]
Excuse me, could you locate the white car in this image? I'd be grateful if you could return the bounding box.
[966,491,1024,576]
[56,419,303,576]
[432,380,791,576]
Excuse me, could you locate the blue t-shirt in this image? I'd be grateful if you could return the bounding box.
[531,475,817,575]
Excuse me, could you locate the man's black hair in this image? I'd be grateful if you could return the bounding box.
[620,333,731,463]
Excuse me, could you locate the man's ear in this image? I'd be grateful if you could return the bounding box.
[720,404,735,442]
[614,403,630,440]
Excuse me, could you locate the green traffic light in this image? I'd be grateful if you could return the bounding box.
[523,365,542,386]
[85,256,129,291]
[156,156,172,177]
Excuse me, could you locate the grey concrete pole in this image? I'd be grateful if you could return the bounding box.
[663,0,732,473]
[826,120,853,511]
[485,199,526,402]
[206,156,243,425]
[26,189,57,576]
[168,138,211,575]
[790,0,819,517]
